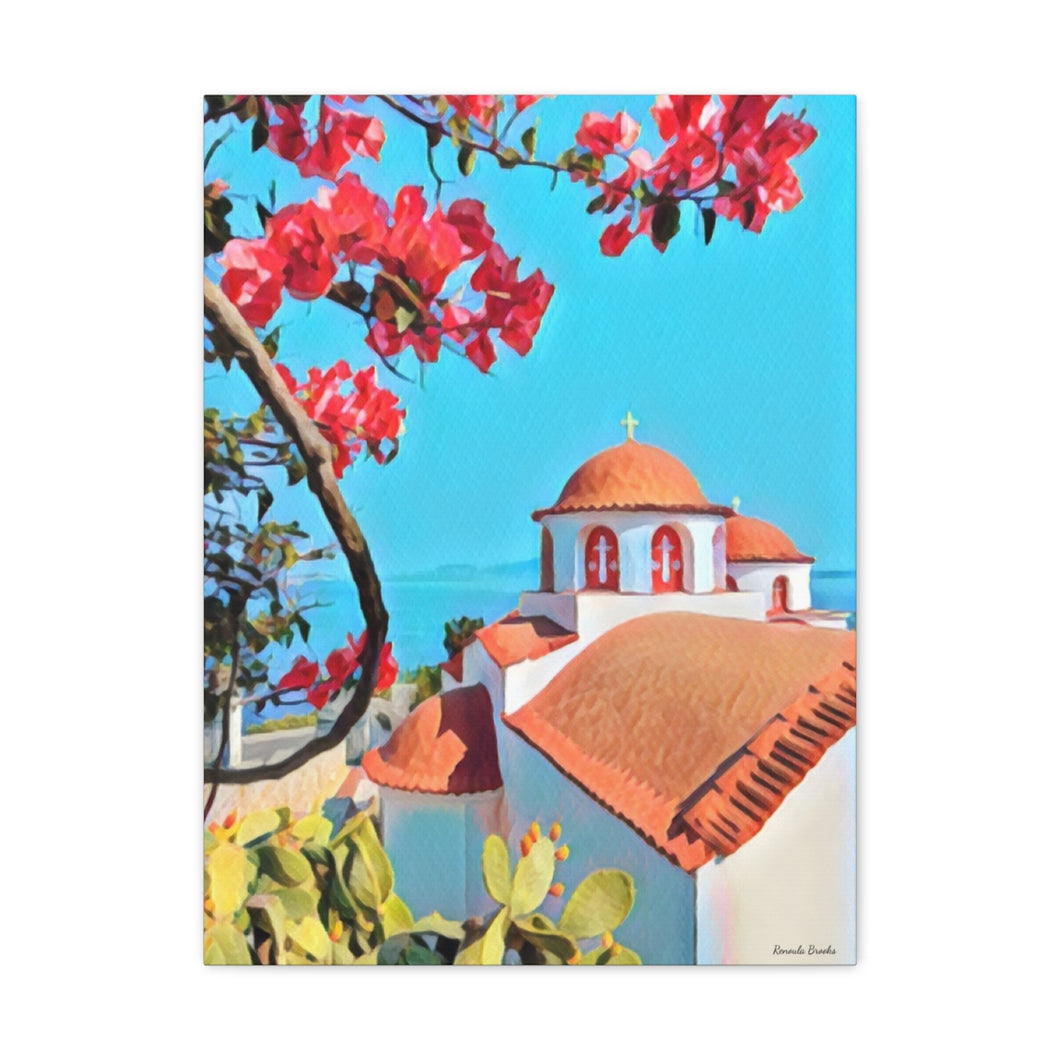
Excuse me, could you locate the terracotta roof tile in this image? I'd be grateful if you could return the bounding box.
[475,612,578,668]
[726,515,813,563]
[533,440,729,520]
[503,613,855,872]
[673,665,856,859]
[362,684,501,796]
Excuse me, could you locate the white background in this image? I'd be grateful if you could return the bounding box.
[1,2,1055,1056]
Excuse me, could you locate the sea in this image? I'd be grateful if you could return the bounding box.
[250,563,856,722]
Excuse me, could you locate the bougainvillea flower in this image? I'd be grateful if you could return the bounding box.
[470,244,555,354]
[266,100,309,162]
[266,201,340,300]
[277,360,404,474]
[446,95,502,127]
[599,215,637,257]
[218,238,286,327]
[514,95,544,113]
[304,634,398,709]
[446,199,496,258]
[713,150,803,233]
[575,111,640,157]
[649,95,720,141]
[755,113,818,165]
[466,331,496,373]
[599,147,653,211]
[317,174,390,264]
[276,655,320,692]
[718,95,783,163]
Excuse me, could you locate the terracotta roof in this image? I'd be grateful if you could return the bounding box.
[475,611,578,668]
[726,515,813,563]
[672,664,855,858]
[532,440,729,520]
[503,613,855,872]
[362,684,501,795]
[439,652,464,682]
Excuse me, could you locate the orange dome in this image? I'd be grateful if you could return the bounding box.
[725,515,813,563]
[532,440,725,521]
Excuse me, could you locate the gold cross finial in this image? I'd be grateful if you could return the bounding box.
[621,410,639,441]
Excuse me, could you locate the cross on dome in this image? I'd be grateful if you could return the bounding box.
[620,410,639,441]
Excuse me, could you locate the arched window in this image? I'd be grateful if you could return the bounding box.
[584,526,619,590]
[771,576,789,613]
[540,528,555,592]
[651,525,684,593]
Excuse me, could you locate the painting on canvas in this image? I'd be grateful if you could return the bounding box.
[203,94,856,966]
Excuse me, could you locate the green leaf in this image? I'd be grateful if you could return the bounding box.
[512,914,578,963]
[291,813,333,844]
[701,207,717,246]
[206,842,255,919]
[275,887,317,921]
[329,866,359,922]
[380,893,415,936]
[510,836,555,917]
[458,146,476,176]
[411,912,466,940]
[557,869,635,939]
[251,115,269,152]
[520,126,537,158]
[344,818,393,912]
[455,909,509,965]
[586,194,606,215]
[497,147,521,170]
[287,915,330,961]
[255,845,312,887]
[482,834,511,905]
[204,921,252,965]
[286,460,306,487]
[650,200,681,246]
[261,325,280,358]
[256,485,274,523]
[426,124,443,148]
[255,200,273,232]
[601,944,642,965]
[235,809,280,847]
[328,278,369,312]
[245,893,287,964]
[393,306,417,334]
[715,178,736,196]
[404,942,444,965]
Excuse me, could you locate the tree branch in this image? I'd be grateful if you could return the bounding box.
[203,279,389,785]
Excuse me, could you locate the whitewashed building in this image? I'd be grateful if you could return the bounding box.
[363,428,856,964]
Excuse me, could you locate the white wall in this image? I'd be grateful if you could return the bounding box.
[379,787,505,921]
[204,703,243,766]
[694,730,856,965]
[540,512,727,594]
[728,561,813,611]
[500,727,696,964]
[460,640,505,711]
[514,590,577,631]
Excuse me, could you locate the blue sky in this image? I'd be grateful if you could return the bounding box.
[205,95,855,583]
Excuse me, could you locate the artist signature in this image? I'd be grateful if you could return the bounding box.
[772,944,836,956]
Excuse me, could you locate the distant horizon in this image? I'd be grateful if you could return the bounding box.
[304,557,857,584]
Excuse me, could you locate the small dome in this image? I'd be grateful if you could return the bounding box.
[726,515,813,563]
[532,440,723,521]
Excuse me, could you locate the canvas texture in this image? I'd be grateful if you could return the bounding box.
[203,94,856,966]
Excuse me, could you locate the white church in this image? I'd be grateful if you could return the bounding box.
[363,419,856,964]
